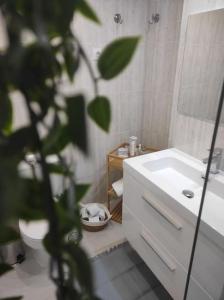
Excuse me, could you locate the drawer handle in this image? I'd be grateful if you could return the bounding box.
[141,228,176,272]
[142,195,182,230]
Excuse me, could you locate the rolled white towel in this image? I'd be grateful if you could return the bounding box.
[99,208,106,221]
[112,178,123,197]
[86,203,101,217]
[80,207,89,220]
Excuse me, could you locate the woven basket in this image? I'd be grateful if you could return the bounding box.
[81,204,112,232]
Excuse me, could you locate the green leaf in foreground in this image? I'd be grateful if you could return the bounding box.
[87,96,111,132]
[65,243,93,296]
[76,0,100,24]
[0,263,13,276]
[98,37,140,80]
[57,184,90,210]
[0,226,20,246]
[66,95,88,153]
[0,95,13,135]
[43,118,70,155]
[76,184,90,202]
[63,40,79,82]
[47,162,72,176]
[0,127,34,156]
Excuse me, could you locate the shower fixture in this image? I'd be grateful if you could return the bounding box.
[149,13,160,24]
[114,13,123,24]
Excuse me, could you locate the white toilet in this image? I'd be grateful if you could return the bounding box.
[19,219,49,266]
[18,155,63,266]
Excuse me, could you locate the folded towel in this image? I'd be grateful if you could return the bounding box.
[88,216,100,222]
[112,178,123,197]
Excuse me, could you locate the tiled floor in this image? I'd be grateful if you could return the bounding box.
[0,221,125,299]
[93,242,172,300]
[81,220,126,257]
[0,222,172,299]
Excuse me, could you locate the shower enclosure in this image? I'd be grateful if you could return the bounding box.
[175,8,224,300]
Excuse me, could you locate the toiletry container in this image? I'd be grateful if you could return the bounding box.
[129,136,137,156]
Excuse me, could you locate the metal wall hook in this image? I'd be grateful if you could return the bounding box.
[114,13,123,24]
[148,13,160,25]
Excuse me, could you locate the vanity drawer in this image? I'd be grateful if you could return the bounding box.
[123,173,195,269]
[123,205,213,300]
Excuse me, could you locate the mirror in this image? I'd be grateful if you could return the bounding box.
[178,8,224,123]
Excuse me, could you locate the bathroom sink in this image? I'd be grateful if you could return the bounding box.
[143,157,202,195]
[124,148,224,245]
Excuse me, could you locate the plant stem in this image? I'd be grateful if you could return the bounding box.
[75,36,99,97]
[24,94,65,298]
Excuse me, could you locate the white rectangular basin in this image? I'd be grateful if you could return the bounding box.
[143,157,202,193]
[124,148,224,246]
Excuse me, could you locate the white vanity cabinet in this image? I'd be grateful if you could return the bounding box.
[122,149,224,300]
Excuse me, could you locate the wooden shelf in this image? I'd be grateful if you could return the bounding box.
[107,188,117,197]
[107,143,160,224]
[111,200,122,224]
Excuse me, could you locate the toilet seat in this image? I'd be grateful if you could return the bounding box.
[19,220,48,249]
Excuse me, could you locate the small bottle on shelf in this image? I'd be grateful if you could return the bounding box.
[129,136,137,156]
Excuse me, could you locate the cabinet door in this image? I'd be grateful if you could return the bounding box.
[123,173,194,269]
[123,205,213,300]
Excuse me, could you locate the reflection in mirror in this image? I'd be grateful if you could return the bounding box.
[178,8,224,123]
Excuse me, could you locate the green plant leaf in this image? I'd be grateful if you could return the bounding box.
[76,184,90,202]
[0,156,45,224]
[0,157,24,224]
[64,243,94,296]
[66,95,88,153]
[57,184,90,210]
[76,0,100,24]
[62,284,80,299]
[47,162,72,176]
[0,263,13,276]
[43,232,61,256]
[26,86,55,119]
[19,178,46,221]
[98,37,140,80]
[0,95,13,136]
[0,226,20,246]
[87,96,111,132]
[0,127,35,157]
[43,116,70,155]
[19,43,61,90]
[63,40,79,82]
[56,203,79,236]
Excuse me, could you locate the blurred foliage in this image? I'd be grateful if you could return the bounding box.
[0,0,139,299]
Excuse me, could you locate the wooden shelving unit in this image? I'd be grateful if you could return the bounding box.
[107,143,159,224]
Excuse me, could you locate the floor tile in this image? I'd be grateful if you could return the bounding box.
[138,285,173,300]
[96,281,123,300]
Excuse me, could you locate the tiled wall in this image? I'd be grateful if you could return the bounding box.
[169,0,224,160]
[142,0,183,150]
[71,0,184,203]
[68,0,150,202]
[9,0,184,203]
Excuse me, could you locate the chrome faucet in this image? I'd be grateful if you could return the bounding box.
[202,148,223,174]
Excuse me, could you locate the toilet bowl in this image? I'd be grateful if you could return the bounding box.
[18,155,63,266]
[19,220,49,266]
[19,220,48,250]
